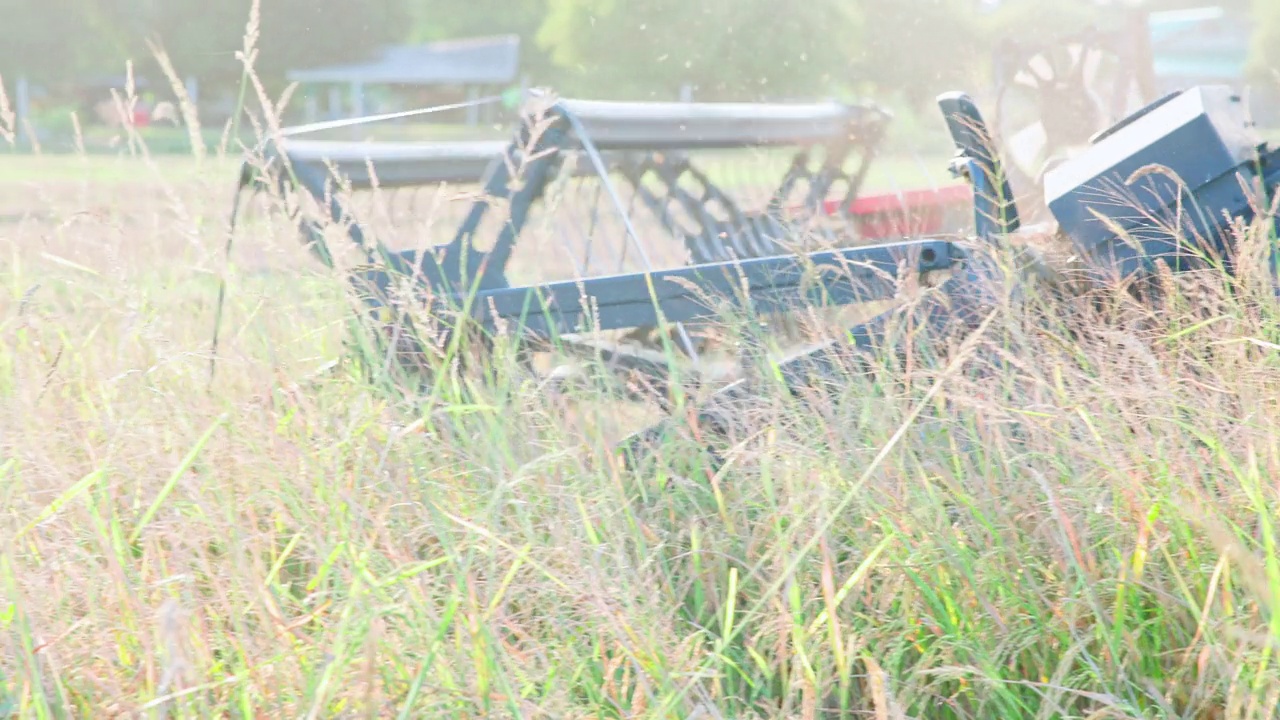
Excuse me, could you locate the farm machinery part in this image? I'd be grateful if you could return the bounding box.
[226,76,1277,465]
[619,83,1280,462]
[229,92,972,402]
[992,4,1160,221]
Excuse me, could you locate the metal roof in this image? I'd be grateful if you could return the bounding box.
[1148,6,1248,80]
[286,35,521,86]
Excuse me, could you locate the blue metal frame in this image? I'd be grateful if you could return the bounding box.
[234,93,920,370]
[239,97,893,297]
[354,238,959,339]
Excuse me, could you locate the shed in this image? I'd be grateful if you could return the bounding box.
[1147,7,1250,89]
[286,34,522,125]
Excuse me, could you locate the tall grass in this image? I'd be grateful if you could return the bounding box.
[5,10,1280,719]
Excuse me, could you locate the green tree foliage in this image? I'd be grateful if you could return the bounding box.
[253,0,408,90]
[143,0,409,92]
[0,0,119,84]
[4,0,1275,118]
[404,0,547,44]
[147,0,262,87]
[1247,0,1280,84]
[403,0,554,79]
[851,0,988,111]
[535,0,863,100]
[1,0,409,93]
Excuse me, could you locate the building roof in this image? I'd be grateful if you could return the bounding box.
[286,34,521,87]
[1148,6,1248,80]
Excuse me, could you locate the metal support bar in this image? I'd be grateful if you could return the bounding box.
[408,237,959,337]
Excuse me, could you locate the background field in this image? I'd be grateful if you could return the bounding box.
[4,130,1280,720]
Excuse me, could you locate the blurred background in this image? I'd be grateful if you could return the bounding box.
[0,0,1277,155]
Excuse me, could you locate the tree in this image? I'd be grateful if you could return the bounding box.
[1248,0,1280,85]
[0,0,119,85]
[852,0,988,111]
[144,0,410,93]
[253,0,409,90]
[399,0,554,83]
[146,0,262,88]
[535,0,863,100]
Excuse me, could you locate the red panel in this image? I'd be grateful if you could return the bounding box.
[841,185,972,239]
[782,184,973,240]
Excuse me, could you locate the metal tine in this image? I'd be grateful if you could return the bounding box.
[802,145,838,212]
[765,150,797,248]
[726,183,779,259]
[539,152,611,282]
[673,194,720,266]
[555,107,658,273]
[576,170,605,275]
[736,149,761,209]
[716,186,772,261]
[615,169,644,274]
[585,166,636,274]
[766,150,809,217]
[622,163,691,263]
[547,156,592,277]
[709,151,756,257]
[586,158,637,272]
[664,161,741,263]
[783,164,817,253]
[636,160,717,265]
[702,158,770,254]
[721,149,747,248]
[780,150,820,250]
[821,154,853,248]
[742,151,789,256]
[684,162,756,261]
[847,136,891,237]
[540,150,686,374]
[547,151,704,383]
[586,164,647,274]
[739,146,772,212]
[828,170,860,240]
[656,180,712,264]
[720,216,753,262]
[686,158,737,262]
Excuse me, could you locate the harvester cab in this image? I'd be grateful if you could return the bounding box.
[946,82,1277,284]
[1042,85,1276,280]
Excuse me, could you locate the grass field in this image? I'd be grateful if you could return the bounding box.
[4,126,1280,720]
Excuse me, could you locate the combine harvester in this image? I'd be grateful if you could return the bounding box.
[226,80,1278,464]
